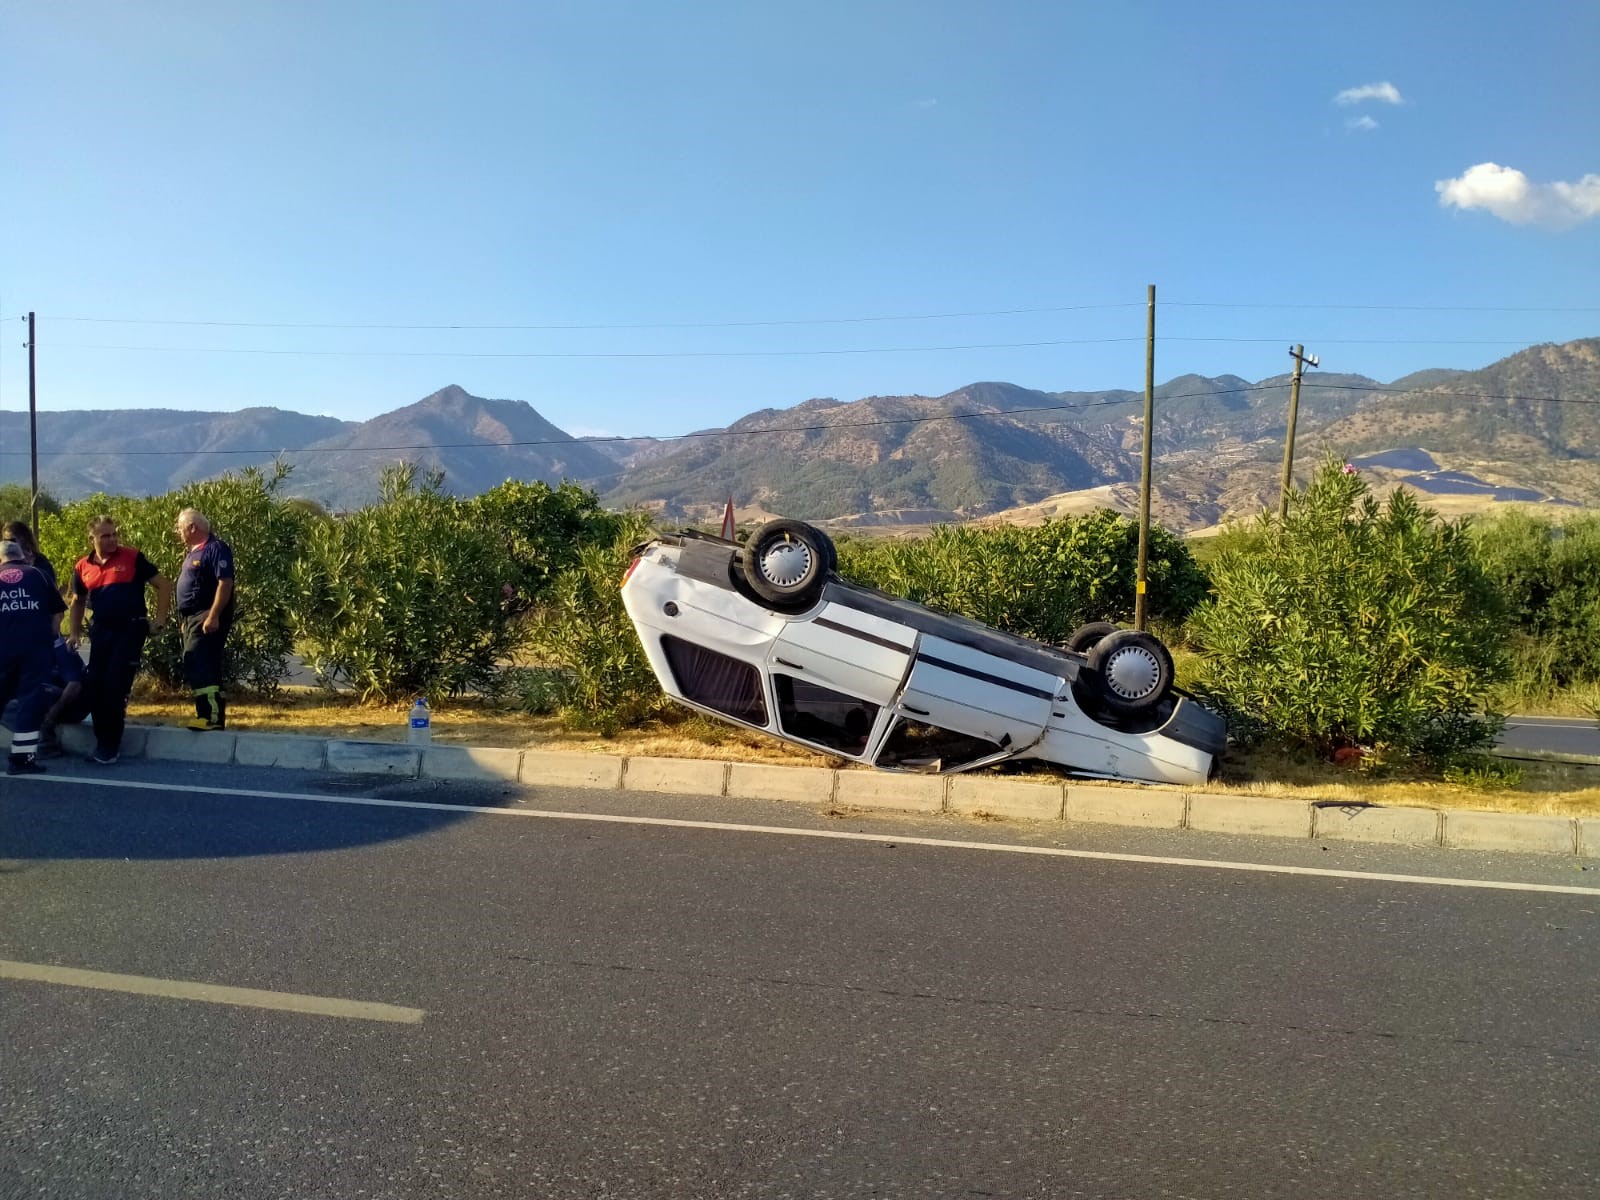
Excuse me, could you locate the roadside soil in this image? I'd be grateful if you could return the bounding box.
[125,687,1600,819]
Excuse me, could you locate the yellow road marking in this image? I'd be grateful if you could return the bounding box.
[0,959,423,1024]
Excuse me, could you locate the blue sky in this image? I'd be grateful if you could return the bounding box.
[2,1,1596,436]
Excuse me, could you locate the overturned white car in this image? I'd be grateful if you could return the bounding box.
[621,519,1225,786]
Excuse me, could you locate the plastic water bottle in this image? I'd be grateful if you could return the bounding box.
[407,697,432,746]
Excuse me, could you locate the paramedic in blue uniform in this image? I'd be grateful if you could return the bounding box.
[174,508,236,731]
[0,538,66,775]
[67,515,171,765]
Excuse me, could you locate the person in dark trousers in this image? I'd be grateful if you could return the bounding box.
[0,538,66,775]
[1,519,57,591]
[35,635,89,756]
[173,508,236,731]
[66,515,171,765]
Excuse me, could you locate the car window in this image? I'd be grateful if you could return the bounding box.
[875,718,1004,773]
[774,674,878,755]
[661,634,768,726]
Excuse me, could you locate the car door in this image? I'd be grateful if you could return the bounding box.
[890,633,1059,758]
[763,602,915,759]
[765,602,915,708]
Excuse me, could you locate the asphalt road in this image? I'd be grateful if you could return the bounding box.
[2,761,1597,1200]
[1499,714,1600,759]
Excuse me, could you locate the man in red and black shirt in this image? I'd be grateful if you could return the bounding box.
[67,515,172,764]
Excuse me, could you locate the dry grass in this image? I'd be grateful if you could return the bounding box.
[123,685,1600,817]
[126,687,823,764]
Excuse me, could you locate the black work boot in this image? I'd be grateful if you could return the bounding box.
[7,754,45,776]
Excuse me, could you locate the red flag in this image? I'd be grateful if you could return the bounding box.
[719,496,736,541]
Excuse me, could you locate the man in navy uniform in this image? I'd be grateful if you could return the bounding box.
[174,508,236,731]
[0,538,66,775]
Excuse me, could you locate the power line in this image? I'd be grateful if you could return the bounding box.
[12,299,1599,328]
[34,334,1564,361]
[1166,301,1600,313]
[4,381,1589,460]
[23,302,1144,331]
[43,337,1145,359]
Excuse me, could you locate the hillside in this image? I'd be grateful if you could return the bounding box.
[0,407,352,498]
[6,339,1594,530]
[280,385,621,509]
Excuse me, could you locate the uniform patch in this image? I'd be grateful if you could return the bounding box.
[0,567,22,584]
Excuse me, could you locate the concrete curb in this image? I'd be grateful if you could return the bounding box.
[11,721,1597,858]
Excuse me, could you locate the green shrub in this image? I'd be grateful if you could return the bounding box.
[0,483,61,526]
[289,464,529,702]
[1187,455,1509,761]
[835,508,1207,645]
[37,464,309,694]
[1441,755,1523,791]
[470,479,622,608]
[1472,510,1600,690]
[523,511,667,734]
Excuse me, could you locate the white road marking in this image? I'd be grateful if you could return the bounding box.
[0,959,423,1023]
[19,773,1600,898]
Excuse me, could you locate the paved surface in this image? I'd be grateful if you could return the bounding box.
[1500,714,1600,759]
[2,760,1598,1200]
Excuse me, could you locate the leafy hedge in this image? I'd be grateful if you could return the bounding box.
[1187,456,1508,761]
[36,464,311,694]
[836,508,1208,645]
[523,510,666,734]
[23,457,1537,772]
[1469,509,1600,691]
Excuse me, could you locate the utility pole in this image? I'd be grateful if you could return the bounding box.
[1134,285,1155,632]
[26,312,39,529]
[1277,343,1320,521]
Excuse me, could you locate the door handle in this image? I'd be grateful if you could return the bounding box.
[902,705,929,716]
[774,657,805,670]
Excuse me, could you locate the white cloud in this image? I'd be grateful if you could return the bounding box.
[1346,115,1379,132]
[912,98,938,110]
[1435,162,1600,231]
[1334,81,1403,106]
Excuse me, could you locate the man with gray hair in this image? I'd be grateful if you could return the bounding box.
[174,508,236,731]
[0,537,66,774]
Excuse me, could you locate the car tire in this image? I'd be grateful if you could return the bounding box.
[1064,621,1119,655]
[1086,629,1175,713]
[815,527,839,574]
[743,519,830,609]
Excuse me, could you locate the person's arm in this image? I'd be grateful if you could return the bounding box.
[66,594,86,648]
[202,578,235,635]
[47,588,66,639]
[150,574,173,629]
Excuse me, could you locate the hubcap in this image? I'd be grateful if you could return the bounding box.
[759,539,813,587]
[1105,644,1161,699]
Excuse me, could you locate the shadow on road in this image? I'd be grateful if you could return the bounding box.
[0,772,513,862]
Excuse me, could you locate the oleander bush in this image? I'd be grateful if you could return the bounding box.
[1187,454,1509,761]
[835,508,1207,645]
[37,463,310,694]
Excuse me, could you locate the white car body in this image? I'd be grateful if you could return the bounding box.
[621,532,1226,786]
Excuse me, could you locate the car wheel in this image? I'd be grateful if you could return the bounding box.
[743,519,830,609]
[1064,621,1119,655]
[814,526,839,574]
[1086,629,1175,713]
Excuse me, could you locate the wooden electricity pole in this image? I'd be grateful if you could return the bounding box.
[27,311,39,529]
[1134,285,1155,631]
[1277,343,1319,521]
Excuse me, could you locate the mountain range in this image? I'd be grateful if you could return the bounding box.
[3,338,1595,532]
